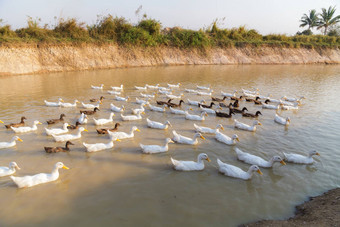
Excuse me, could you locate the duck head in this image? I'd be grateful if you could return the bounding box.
[9,162,20,170]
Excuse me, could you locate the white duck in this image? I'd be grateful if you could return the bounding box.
[166,94,183,99]
[114,96,129,102]
[235,148,286,168]
[169,107,193,115]
[108,126,140,140]
[83,138,120,153]
[140,138,174,154]
[172,130,205,145]
[274,114,290,126]
[52,127,88,142]
[140,93,156,98]
[94,112,115,125]
[262,102,280,110]
[194,123,224,134]
[281,104,299,110]
[197,85,211,90]
[121,112,144,121]
[221,90,237,97]
[44,98,64,107]
[82,101,100,109]
[60,100,79,108]
[280,100,297,106]
[107,90,121,95]
[242,88,259,94]
[91,84,104,89]
[0,136,23,149]
[146,84,160,89]
[185,111,208,121]
[136,97,149,105]
[77,113,88,124]
[0,162,20,177]
[45,123,69,136]
[283,150,320,164]
[111,85,123,91]
[147,118,172,129]
[10,162,69,188]
[217,159,263,180]
[149,104,167,112]
[234,120,262,132]
[282,96,305,102]
[168,83,181,88]
[11,120,42,133]
[171,153,211,171]
[187,99,205,106]
[110,103,125,112]
[185,88,199,93]
[135,86,147,90]
[158,89,172,95]
[132,104,146,114]
[215,130,239,145]
[199,106,218,114]
[196,90,213,96]
[268,98,281,103]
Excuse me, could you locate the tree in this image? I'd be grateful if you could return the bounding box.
[300,9,319,32]
[317,6,340,35]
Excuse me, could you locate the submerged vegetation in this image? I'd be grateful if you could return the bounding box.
[0,13,339,49]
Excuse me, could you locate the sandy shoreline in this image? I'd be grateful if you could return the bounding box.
[242,187,340,227]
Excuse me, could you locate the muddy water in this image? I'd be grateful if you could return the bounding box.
[0,65,339,227]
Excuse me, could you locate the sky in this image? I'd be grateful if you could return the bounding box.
[0,0,339,35]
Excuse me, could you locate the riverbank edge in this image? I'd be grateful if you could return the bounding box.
[241,187,340,227]
[0,44,339,76]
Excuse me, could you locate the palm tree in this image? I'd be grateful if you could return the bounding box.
[300,9,319,31]
[317,6,340,35]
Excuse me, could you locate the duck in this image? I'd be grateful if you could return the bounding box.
[45,123,69,136]
[253,97,262,105]
[114,96,129,102]
[200,105,220,115]
[67,122,81,130]
[90,96,105,103]
[158,86,171,91]
[283,150,320,164]
[121,112,144,121]
[262,100,280,109]
[215,108,234,118]
[185,88,199,93]
[259,93,272,100]
[198,102,215,109]
[243,92,258,98]
[167,83,181,88]
[82,101,101,109]
[194,123,224,134]
[158,89,172,95]
[136,97,150,105]
[171,153,211,171]
[135,85,147,90]
[0,136,23,149]
[196,90,213,96]
[212,96,227,102]
[111,85,123,91]
[166,100,185,108]
[10,162,69,188]
[156,99,172,105]
[108,126,140,140]
[169,107,193,115]
[145,84,160,90]
[96,123,121,134]
[44,98,64,107]
[44,141,74,153]
[91,84,104,89]
[52,127,88,142]
[5,116,27,128]
[280,103,298,110]
[185,111,208,121]
[140,138,174,154]
[274,114,291,126]
[242,111,262,118]
[110,104,125,112]
[234,119,261,132]
[187,99,205,106]
[172,130,205,145]
[140,93,156,98]
[230,96,243,101]
[268,98,281,103]
[107,90,121,95]
[11,121,42,133]
[221,90,237,97]
[149,104,167,112]
[245,97,255,102]
[232,107,248,114]
[83,138,120,153]
[282,96,305,103]
[47,114,66,125]
[235,148,286,168]
[0,162,20,177]
[217,159,262,180]
[280,100,298,107]
[232,100,239,108]
[242,88,259,94]
[219,102,232,108]
[80,107,100,115]
[132,104,146,114]
[146,118,172,129]
[197,85,211,90]
[60,100,79,108]
[77,113,88,124]
[93,112,115,126]
[215,130,239,145]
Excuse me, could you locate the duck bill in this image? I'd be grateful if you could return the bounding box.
[316,152,320,156]
[258,122,262,125]
[84,129,89,132]
[236,138,240,142]
[221,126,225,131]
[206,158,211,162]
[116,139,121,142]
[280,160,286,165]
[62,165,69,170]
[0,120,3,123]
[38,122,42,125]
[18,138,23,142]
[136,129,141,132]
[200,135,205,140]
[257,169,263,175]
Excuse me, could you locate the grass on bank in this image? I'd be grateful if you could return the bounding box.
[0,16,339,49]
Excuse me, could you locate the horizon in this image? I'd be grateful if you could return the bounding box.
[0,0,339,35]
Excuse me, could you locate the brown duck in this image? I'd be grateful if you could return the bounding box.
[90,96,105,103]
[232,107,248,114]
[232,100,239,108]
[47,114,66,125]
[253,97,262,105]
[212,96,227,102]
[156,99,172,105]
[44,141,74,153]
[166,100,184,108]
[67,122,81,130]
[245,97,255,102]
[198,102,215,109]
[215,108,235,118]
[230,96,243,101]
[5,116,27,129]
[96,123,121,134]
[80,107,100,115]
[242,111,262,118]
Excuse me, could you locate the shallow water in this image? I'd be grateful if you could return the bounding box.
[0,65,339,227]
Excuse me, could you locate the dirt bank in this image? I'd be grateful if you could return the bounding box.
[242,188,340,227]
[0,44,339,76]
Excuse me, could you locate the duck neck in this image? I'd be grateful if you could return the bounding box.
[246,169,254,177]
[51,167,60,176]
[197,156,204,164]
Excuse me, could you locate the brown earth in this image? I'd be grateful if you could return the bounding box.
[0,44,339,76]
[241,188,340,227]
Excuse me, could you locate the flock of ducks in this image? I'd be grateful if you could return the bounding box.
[0,83,319,188]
